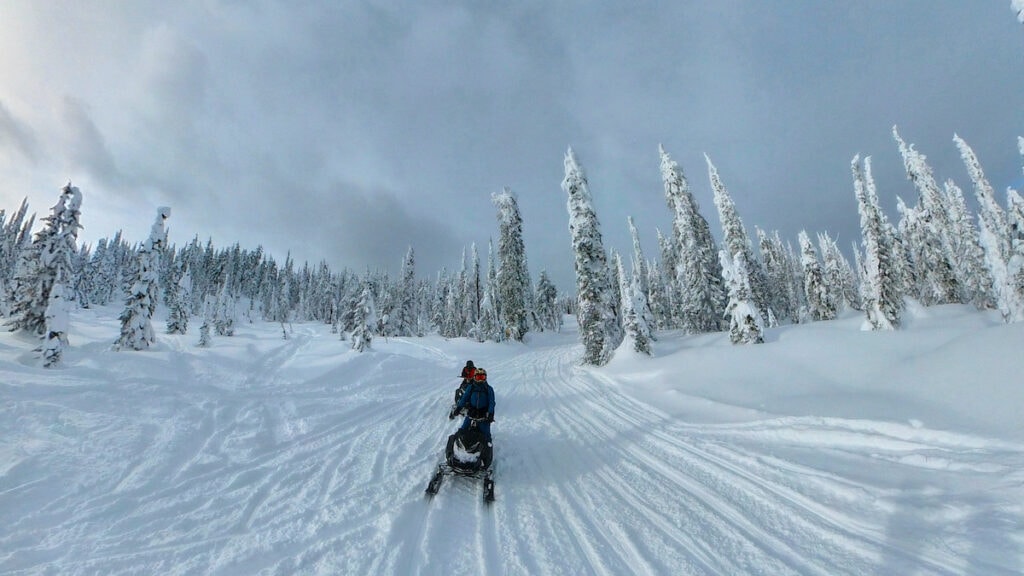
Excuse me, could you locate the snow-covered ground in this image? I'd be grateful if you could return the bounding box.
[2,304,1023,575]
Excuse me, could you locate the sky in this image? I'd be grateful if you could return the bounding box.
[2,302,1022,573]
[2,1,1024,290]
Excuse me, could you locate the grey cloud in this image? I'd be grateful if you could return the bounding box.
[3,1,1024,294]
[203,175,464,280]
[59,97,122,188]
[0,100,38,163]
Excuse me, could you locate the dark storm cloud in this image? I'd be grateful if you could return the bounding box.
[1,1,1023,291]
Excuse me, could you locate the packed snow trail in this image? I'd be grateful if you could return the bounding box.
[1,314,1023,574]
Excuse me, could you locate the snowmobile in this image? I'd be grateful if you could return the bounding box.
[425,414,495,503]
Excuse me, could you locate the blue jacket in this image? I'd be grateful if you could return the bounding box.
[455,380,495,418]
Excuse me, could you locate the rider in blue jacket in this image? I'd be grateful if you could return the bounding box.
[449,366,495,441]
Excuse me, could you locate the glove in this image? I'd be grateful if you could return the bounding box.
[448,409,456,420]
[486,413,494,423]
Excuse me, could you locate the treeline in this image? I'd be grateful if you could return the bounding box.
[4,129,1023,368]
[561,128,1024,364]
[0,185,568,367]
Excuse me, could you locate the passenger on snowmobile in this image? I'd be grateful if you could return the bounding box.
[454,360,475,405]
[449,367,495,442]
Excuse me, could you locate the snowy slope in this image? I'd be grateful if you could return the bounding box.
[2,305,1023,575]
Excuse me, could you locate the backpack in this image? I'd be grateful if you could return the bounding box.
[464,381,492,418]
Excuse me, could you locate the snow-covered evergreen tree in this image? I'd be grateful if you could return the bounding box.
[475,240,502,342]
[465,243,481,332]
[7,184,82,336]
[655,228,678,328]
[799,230,832,322]
[720,249,764,345]
[396,246,417,337]
[661,146,725,333]
[198,295,213,347]
[493,187,531,342]
[615,253,652,355]
[646,260,673,330]
[954,134,1024,321]
[706,155,769,322]
[114,207,170,351]
[943,178,994,309]
[627,216,656,339]
[350,278,376,352]
[817,232,849,315]
[852,155,902,330]
[166,267,192,335]
[562,147,620,365]
[213,282,236,337]
[757,228,799,325]
[893,127,960,305]
[40,278,70,367]
[534,270,561,332]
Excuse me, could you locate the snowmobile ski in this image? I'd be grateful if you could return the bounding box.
[425,465,444,497]
[483,469,495,503]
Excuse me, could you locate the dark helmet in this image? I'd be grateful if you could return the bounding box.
[461,360,476,378]
[465,360,474,369]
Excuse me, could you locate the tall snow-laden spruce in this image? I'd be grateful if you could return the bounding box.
[493,187,531,342]
[757,228,799,325]
[893,127,961,305]
[7,184,83,337]
[626,216,656,339]
[852,155,902,330]
[799,230,832,322]
[396,246,417,336]
[615,252,652,355]
[114,207,170,351]
[707,155,767,323]
[719,248,764,344]
[562,147,620,365]
[476,239,501,342]
[943,178,994,309]
[350,277,375,352]
[534,270,562,332]
[661,146,725,333]
[166,267,192,335]
[954,134,1024,322]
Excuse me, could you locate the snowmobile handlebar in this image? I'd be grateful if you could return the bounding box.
[448,408,492,423]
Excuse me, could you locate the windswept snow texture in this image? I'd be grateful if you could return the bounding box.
[2,305,1023,575]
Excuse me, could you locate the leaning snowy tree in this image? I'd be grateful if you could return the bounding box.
[615,253,652,355]
[7,183,83,337]
[706,154,770,323]
[954,134,1024,322]
[626,216,656,339]
[114,207,170,351]
[852,155,902,330]
[493,187,531,342]
[661,145,726,333]
[893,127,961,306]
[562,147,621,365]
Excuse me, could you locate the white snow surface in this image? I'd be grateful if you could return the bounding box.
[2,304,1023,575]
